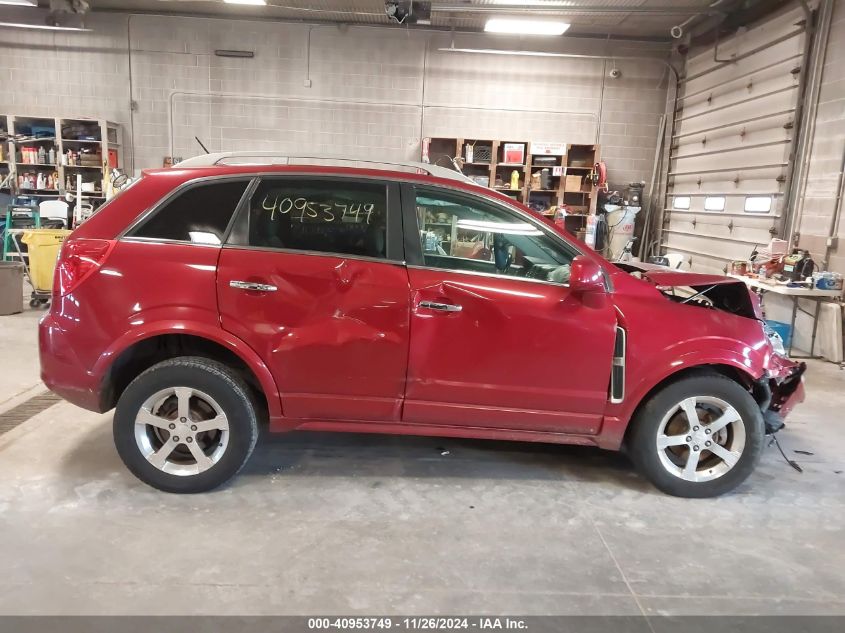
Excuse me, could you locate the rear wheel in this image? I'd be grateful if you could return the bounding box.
[114,357,258,493]
[628,374,764,498]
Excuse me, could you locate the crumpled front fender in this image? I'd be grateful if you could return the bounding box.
[757,357,806,433]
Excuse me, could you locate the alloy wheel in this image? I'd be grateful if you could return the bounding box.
[655,396,747,483]
[133,386,230,476]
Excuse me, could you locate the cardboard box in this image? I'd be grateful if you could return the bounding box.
[503,143,525,164]
[565,174,584,191]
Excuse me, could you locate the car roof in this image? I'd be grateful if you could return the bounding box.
[170,152,475,184]
[138,153,556,231]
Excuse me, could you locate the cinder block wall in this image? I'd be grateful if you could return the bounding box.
[0,12,670,190]
[795,0,845,274]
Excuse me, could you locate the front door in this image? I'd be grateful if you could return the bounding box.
[217,176,409,421]
[403,185,617,435]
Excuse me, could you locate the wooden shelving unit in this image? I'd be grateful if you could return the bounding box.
[422,138,600,236]
[1,115,122,205]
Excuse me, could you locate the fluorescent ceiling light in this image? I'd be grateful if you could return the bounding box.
[0,21,92,31]
[484,18,570,35]
[224,0,267,5]
[0,1,38,6]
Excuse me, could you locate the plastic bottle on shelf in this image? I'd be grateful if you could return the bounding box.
[38,146,46,164]
[48,147,56,165]
[510,170,520,190]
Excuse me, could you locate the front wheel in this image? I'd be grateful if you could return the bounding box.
[627,374,764,498]
[114,357,259,493]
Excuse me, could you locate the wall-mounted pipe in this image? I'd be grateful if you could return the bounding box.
[823,140,845,269]
[783,0,826,245]
[166,89,600,161]
[435,46,679,82]
[433,4,720,15]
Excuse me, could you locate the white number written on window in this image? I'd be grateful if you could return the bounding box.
[261,195,376,224]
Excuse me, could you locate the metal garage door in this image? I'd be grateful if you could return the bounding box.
[660,3,807,274]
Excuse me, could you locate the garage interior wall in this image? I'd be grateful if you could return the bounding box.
[0,12,670,190]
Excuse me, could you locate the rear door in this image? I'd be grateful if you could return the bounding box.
[217,176,410,421]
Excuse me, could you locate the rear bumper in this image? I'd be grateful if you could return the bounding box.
[39,313,102,412]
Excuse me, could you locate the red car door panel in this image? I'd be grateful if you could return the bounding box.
[218,249,410,421]
[402,183,618,435]
[216,176,409,422]
[404,268,617,434]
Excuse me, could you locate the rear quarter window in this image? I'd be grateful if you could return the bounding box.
[128,179,250,244]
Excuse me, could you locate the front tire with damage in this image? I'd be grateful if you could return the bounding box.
[628,374,764,498]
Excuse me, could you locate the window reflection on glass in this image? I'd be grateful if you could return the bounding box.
[188,231,222,245]
[415,189,575,284]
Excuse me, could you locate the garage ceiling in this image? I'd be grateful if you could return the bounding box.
[35,0,739,40]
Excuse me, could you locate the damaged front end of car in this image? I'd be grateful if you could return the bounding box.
[754,355,806,434]
[617,261,807,434]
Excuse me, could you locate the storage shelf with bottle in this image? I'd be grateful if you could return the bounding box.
[1,115,122,204]
[421,138,600,228]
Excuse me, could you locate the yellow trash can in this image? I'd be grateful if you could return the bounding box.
[21,229,72,294]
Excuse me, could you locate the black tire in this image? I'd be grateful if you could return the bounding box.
[627,374,764,498]
[114,356,259,493]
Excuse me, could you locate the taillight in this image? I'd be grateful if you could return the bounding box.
[53,238,115,297]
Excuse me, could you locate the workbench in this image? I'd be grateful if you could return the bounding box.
[728,274,842,359]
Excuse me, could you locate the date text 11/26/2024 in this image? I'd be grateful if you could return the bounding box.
[307,617,528,630]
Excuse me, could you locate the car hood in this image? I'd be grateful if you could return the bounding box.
[615,262,738,288]
[614,262,761,320]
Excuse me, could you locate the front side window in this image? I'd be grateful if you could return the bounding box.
[233,178,388,259]
[415,187,576,284]
[129,179,249,244]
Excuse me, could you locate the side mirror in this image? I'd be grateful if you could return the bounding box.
[569,255,606,295]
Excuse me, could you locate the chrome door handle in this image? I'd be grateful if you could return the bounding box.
[419,300,462,313]
[230,280,277,292]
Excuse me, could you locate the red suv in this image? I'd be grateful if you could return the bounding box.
[39,154,805,497]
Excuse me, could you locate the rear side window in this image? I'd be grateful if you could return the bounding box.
[129,180,249,244]
[231,178,388,259]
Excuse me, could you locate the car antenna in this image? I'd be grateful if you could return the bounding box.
[195,137,210,154]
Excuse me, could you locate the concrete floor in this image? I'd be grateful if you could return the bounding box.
[1,305,845,616]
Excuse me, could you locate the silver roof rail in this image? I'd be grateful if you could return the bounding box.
[173,152,475,184]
